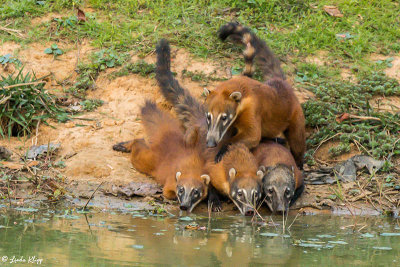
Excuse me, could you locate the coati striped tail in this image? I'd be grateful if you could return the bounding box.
[218,22,286,81]
[155,39,185,106]
[156,39,205,131]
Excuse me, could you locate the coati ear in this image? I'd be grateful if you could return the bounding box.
[258,165,266,173]
[201,174,210,185]
[175,171,182,181]
[229,92,242,102]
[257,170,264,179]
[203,88,210,97]
[228,168,236,180]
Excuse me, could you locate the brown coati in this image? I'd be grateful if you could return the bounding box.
[155,39,231,157]
[252,141,304,213]
[202,22,306,168]
[207,143,263,216]
[113,101,210,212]
[156,39,230,211]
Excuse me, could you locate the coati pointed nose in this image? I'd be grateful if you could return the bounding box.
[206,138,217,148]
[180,205,189,211]
[245,210,254,216]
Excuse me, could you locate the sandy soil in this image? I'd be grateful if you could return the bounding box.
[1,39,399,214]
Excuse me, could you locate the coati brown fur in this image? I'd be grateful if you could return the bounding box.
[252,141,304,213]
[207,143,263,216]
[155,39,232,159]
[156,39,229,211]
[113,101,210,212]
[203,23,306,168]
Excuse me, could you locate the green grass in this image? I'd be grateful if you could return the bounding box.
[109,60,155,79]
[2,0,399,71]
[0,68,69,137]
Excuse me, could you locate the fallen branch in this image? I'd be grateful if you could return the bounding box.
[0,25,25,39]
[1,81,46,90]
[83,182,104,209]
[336,113,381,123]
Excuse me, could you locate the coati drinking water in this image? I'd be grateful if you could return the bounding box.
[113,101,211,212]
[252,141,304,213]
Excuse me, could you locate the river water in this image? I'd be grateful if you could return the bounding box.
[0,207,399,266]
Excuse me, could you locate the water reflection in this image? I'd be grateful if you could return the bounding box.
[0,210,399,266]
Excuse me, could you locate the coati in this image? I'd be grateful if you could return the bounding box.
[113,101,210,212]
[207,143,263,216]
[156,38,230,211]
[203,22,306,168]
[252,141,304,213]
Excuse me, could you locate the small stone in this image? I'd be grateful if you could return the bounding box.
[0,146,12,159]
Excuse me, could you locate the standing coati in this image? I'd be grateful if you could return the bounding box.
[207,143,263,216]
[203,22,305,168]
[113,101,210,212]
[252,141,304,213]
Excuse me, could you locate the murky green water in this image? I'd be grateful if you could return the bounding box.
[0,207,399,266]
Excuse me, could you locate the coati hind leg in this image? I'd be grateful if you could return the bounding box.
[130,139,156,176]
[284,112,306,169]
[113,140,134,153]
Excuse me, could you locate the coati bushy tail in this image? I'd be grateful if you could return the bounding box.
[155,39,205,131]
[156,39,185,106]
[141,100,177,140]
[218,22,285,80]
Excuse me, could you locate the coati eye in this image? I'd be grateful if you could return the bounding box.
[285,188,291,196]
[237,190,243,197]
[193,189,200,197]
[268,188,273,194]
[178,187,184,195]
[206,113,211,122]
[221,114,227,121]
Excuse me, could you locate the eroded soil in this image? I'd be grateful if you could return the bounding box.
[1,38,399,216]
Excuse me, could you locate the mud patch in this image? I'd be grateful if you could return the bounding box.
[369,95,400,113]
[305,51,329,66]
[385,55,400,81]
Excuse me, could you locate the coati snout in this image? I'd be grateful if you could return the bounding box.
[228,168,263,216]
[204,88,241,147]
[261,164,295,213]
[175,172,210,212]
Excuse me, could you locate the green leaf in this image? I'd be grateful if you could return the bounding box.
[51,43,58,49]
[44,48,53,54]
[106,60,115,68]
[55,49,63,55]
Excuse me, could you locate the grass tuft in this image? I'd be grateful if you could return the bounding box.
[0,67,69,137]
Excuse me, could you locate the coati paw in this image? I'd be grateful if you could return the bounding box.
[214,145,229,163]
[112,141,131,153]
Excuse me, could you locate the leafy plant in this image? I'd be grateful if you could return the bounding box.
[0,54,21,66]
[0,67,69,137]
[302,71,400,163]
[44,44,63,57]
[79,99,104,111]
[69,49,128,96]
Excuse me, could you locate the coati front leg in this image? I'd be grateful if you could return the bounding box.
[284,112,306,169]
[207,184,223,212]
[229,123,261,149]
[163,180,177,200]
